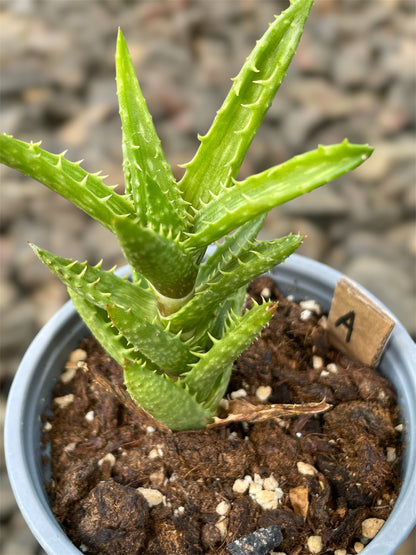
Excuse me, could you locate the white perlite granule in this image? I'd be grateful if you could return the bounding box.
[54,394,74,408]
[252,489,279,511]
[232,478,250,494]
[69,348,87,363]
[60,367,77,384]
[215,500,230,516]
[300,309,312,321]
[307,535,322,553]
[297,461,318,476]
[137,487,164,507]
[263,475,279,491]
[361,518,385,539]
[85,410,94,422]
[299,299,322,315]
[215,519,227,540]
[255,385,272,402]
[260,287,271,298]
[326,362,338,374]
[98,453,116,467]
[230,388,248,399]
[312,356,324,369]
[63,442,76,453]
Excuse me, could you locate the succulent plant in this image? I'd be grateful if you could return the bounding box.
[0,0,372,430]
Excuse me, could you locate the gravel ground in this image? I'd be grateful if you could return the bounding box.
[0,0,415,553]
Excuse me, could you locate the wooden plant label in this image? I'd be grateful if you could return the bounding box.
[327,277,395,367]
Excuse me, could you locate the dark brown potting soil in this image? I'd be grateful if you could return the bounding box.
[43,277,402,554]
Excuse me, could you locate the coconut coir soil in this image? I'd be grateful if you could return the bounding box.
[43,277,402,555]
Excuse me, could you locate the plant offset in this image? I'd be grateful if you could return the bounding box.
[0,0,372,430]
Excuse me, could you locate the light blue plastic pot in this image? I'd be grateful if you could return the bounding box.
[5,255,416,554]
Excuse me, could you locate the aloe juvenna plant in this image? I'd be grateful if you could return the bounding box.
[0,0,372,430]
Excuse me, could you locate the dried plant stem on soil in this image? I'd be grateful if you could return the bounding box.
[43,277,402,555]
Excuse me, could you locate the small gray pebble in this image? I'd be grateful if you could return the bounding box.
[227,525,283,555]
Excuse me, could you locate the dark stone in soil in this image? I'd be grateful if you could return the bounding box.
[227,525,283,555]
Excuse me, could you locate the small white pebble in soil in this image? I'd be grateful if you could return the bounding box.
[296,432,302,438]
[300,309,312,321]
[297,461,318,476]
[228,431,238,441]
[256,385,272,402]
[386,447,396,462]
[260,287,271,298]
[98,453,116,468]
[306,534,322,553]
[54,394,75,408]
[146,425,156,434]
[230,388,247,400]
[173,506,185,517]
[148,448,160,459]
[276,418,288,429]
[312,356,324,369]
[63,442,76,453]
[215,518,228,540]
[320,370,330,378]
[219,398,229,411]
[326,362,338,374]
[232,478,250,494]
[79,544,89,553]
[263,475,279,491]
[249,482,263,497]
[157,447,164,457]
[253,489,279,511]
[300,299,322,315]
[69,348,87,363]
[318,315,328,329]
[149,469,165,488]
[286,294,295,302]
[215,500,230,516]
[60,367,77,384]
[361,518,385,539]
[43,421,52,432]
[137,487,164,507]
[84,410,94,422]
[253,473,264,486]
[394,423,403,432]
[334,550,347,555]
[354,541,364,553]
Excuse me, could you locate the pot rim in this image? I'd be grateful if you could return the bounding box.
[5,253,416,554]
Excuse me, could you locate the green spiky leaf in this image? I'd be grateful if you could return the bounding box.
[113,215,198,300]
[31,244,157,321]
[179,0,313,210]
[107,303,197,374]
[116,30,188,233]
[185,141,374,249]
[124,359,212,431]
[184,301,276,404]
[0,134,133,232]
[68,289,147,367]
[168,234,302,332]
